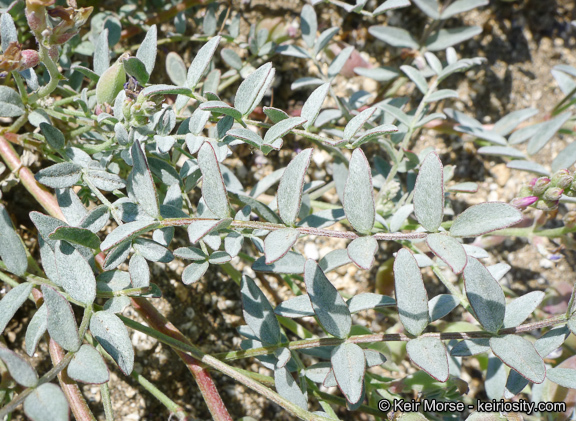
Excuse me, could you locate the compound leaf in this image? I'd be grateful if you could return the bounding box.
[0,347,38,387]
[24,383,69,421]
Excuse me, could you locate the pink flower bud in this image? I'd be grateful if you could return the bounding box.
[543,187,564,202]
[550,169,573,189]
[532,177,551,196]
[19,50,39,70]
[510,196,538,209]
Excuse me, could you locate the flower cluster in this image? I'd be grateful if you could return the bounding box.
[512,169,575,211]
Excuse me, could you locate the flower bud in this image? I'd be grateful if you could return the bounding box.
[518,186,533,197]
[535,199,559,212]
[510,196,538,210]
[550,169,573,189]
[542,187,564,202]
[19,50,39,70]
[532,177,550,196]
[96,62,126,105]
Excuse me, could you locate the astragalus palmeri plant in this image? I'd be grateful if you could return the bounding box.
[0,0,575,420]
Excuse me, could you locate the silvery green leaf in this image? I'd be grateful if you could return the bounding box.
[323,369,337,387]
[165,52,187,86]
[0,12,17,51]
[189,109,211,135]
[26,304,47,357]
[252,251,305,274]
[416,112,446,128]
[364,349,387,367]
[103,296,131,313]
[274,367,308,410]
[67,344,109,385]
[368,26,419,49]
[235,63,275,116]
[208,251,231,265]
[277,148,313,226]
[464,257,505,333]
[35,162,82,189]
[378,102,411,126]
[133,238,173,263]
[24,383,69,421]
[313,26,339,55]
[401,65,428,94]
[354,66,400,82]
[527,112,571,156]
[90,311,134,375]
[200,100,243,121]
[182,261,209,284]
[249,169,284,199]
[343,148,375,235]
[129,253,150,288]
[546,367,576,389]
[331,343,366,404]
[30,212,67,248]
[450,202,522,237]
[535,325,570,357]
[492,107,538,135]
[97,270,131,292]
[350,124,398,147]
[508,121,545,145]
[395,248,429,335]
[221,47,242,70]
[163,184,183,209]
[344,107,376,141]
[40,123,65,150]
[241,275,281,345]
[203,68,221,95]
[54,242,96,305]
[301,83,329,130]
[274,294,314,318]
[347,236,378,270]
[224,231,243,257]
[301,4,317,48]
[263,117,307,148]
[230,193,282,223]
[56,188,86,227]
[187,218,231,243]
[141,85,192,97]
[291,77,325,90]
[425,26,482,51]
[276,44,310,59]
[503,291,545,329]
[406,337,449,381]
[506,160,549,176]
[412,0,440,18]
[346,293,395,313]
[450,338,490,356]
[49,226,101,250]
[264,228,299,264]
[327,46,354,79]
[93,29,110,76]
[227,127,263,149]
[101,219,157,252]
[446,182,479,193]
[414,152,444,232]
[486,355,507,400]
[123,57,149,85]
[386,205,413,233]
[0,86,24,117]
[373,0,411,14]
[551,141,576,173]
[463,244,489,259]
[188,36,221,88]
[136,24,157,75]
[428,294,459,322]
[305,259,351,339]
[39,237,59,285]
[426,233,467,274]
[103,242,131,271]
[263,106,289,123]
[478,146,525,159]
[148,157,181,187]
[298,208,345,230]
[0,205,27,276]
[174,246,207,261]
[441,0,489,19]
[490,335,546,384]
[198,143,230,218]
[424,52,443,74]
[318,249,352,273]
[0,347,38,387]
[130,140,160,218]
[425,89,459,103]
[305,362,331,383]
[504,370,528,398]
[41,286,80,352]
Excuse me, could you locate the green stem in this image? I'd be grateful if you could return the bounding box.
[12,72,29,105]
[100,382,114,421]
[129,371,189,420]
[29,46,63,103]
[52,89,96,107]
